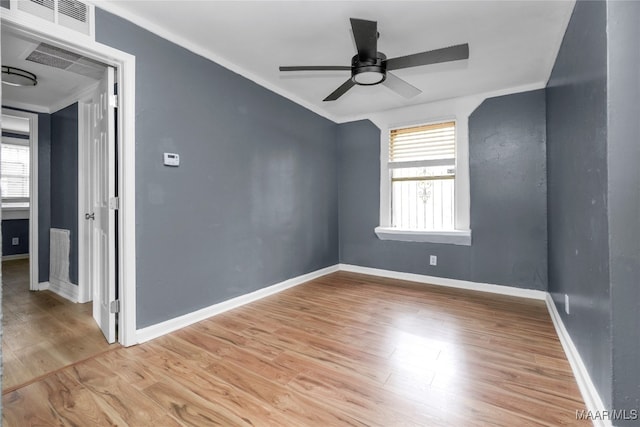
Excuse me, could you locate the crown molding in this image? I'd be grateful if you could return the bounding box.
[88,0,341,123]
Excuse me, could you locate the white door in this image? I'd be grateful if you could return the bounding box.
[87,66,117,343]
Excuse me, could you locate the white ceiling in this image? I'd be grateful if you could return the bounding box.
[99,0,575,122]
[1,29,102,112]
[2,1,575,118]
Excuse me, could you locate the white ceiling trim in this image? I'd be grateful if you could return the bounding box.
[339,80,547,124]
[2,100,50,114]
[89,0,341,123]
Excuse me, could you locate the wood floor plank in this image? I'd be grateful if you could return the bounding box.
[68,358,180,426]
[140,343,295,427]
[204,359,367,426]
[175,328,299,385]
[95,345,164,391]
[3,271,588,426]
[142,380,242,426]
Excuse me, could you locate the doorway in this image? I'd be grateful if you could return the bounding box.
[2,6,137,348]
[1,36,119,392]
[1,11,137,391]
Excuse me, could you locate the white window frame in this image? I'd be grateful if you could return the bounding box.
[386,119,457,232]
[372,108,472,246]
[1,136,32,212]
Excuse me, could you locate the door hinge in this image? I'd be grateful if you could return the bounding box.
[109,197,119,210]
[110,300,120,313]
[109,94,119,108]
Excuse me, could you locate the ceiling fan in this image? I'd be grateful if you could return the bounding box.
[279,18,469,101]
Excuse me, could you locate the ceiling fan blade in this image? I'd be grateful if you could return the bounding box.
[350,18,378,61]
[279,66,351,71]
[382,72,422,98]
[323,78,356,101]
[385,43,469,71]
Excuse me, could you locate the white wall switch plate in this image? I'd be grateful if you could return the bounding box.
[565,294,570,314]
[430,255,437,266]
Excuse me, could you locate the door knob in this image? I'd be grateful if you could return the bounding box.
[85,213,95,220]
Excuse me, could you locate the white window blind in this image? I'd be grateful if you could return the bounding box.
[1,142,30,200]
[389,121,455,164]
[388,121,456,230]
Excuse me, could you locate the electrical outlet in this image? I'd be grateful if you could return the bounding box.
[11,237,19,246]
[565,294,570,314]
[429,255,437,266]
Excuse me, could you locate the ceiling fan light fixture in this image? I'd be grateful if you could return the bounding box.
[2,66,38,87]
[351,52,386,86]
[352,69,386,85]
[278,17,469,101]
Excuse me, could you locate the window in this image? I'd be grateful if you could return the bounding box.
[1,138,30,208]
[388,121,456,230]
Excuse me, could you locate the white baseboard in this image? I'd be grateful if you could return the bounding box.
[338,263,547,300]
[44,279,79,303]
[545,294,610,427]
[2,253,29,261]
[136,263,546,344]
[136,264,340,344]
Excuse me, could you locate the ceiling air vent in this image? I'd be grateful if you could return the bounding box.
[18,0,55,22]
[26,42,106,80]
[14,0,93,37]
[57,0,89,34]
[59,0,86,22]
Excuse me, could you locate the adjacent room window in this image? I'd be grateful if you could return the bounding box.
[388,121,456,230]
[1,138,30,208]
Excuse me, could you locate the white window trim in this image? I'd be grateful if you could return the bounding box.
[1,136,31,214]
[369,101,475,246]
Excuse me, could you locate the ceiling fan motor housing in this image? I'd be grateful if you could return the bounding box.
[351,52,386,85]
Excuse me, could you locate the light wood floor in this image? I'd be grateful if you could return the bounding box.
[2,258,118,392]
[3,271,587,426]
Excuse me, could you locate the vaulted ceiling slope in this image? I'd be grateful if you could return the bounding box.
[97,0,575,122]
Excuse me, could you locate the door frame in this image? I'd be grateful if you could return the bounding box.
[0,110,38,292]
[1,10,138,347]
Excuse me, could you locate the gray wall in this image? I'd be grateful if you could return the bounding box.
[95,9,339,328]
[606,1,640,421]
[1,220,29,255]
[338,89,547,290]
[546,0,612,408]
[50,103,78,285]
[469,91,548,288]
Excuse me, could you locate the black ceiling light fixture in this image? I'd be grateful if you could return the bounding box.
[2,66,38,87]
[279,18,469,101]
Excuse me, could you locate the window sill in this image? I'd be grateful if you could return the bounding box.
[374,227,472,246]
[2,206,30,220]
